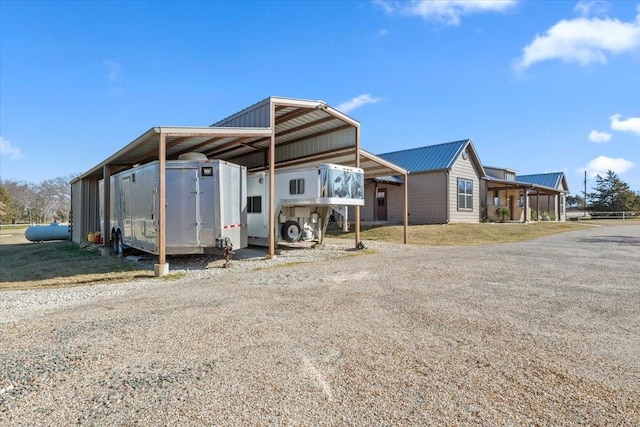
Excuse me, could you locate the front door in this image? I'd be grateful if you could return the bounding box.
[376,189,387,221]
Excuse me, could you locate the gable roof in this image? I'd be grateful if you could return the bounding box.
[516,172,568,192]
[377,139,484,175]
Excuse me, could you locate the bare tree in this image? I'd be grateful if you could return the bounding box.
[0,174,76,223]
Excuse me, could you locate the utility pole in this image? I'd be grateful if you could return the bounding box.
[583,170,587,217]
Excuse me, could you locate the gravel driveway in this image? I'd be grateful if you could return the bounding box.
[1,224,639,425]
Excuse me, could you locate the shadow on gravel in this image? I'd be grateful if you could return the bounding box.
[577,235,640,246]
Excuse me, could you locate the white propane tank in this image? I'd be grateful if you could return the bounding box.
[25,223,70,242]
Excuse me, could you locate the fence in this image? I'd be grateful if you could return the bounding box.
[588,211,640,219]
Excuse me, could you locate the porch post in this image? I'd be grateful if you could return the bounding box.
[523,188,529,223]
[403,173,409,244]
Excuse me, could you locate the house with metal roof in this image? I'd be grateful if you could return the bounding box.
[364,139,486,224]
[482,168,568,222]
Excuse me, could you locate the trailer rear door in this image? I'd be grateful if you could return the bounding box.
[165,168,199,249]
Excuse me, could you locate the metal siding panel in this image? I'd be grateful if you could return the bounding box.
[276,128,354,163]
[213,100,271,128]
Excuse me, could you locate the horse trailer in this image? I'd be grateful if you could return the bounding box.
[246,163,365,246]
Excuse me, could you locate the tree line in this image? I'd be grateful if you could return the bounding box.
[566,170,640,212]
[0,175,77,225]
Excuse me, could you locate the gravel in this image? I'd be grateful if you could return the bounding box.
[1,225,639,425]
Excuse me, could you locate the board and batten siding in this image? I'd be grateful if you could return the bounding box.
[359,182,404,222]
[448,152,481,223]
[407,172,448,224]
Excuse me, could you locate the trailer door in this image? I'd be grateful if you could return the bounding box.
[165,168,199,249]
[121,176,133,243]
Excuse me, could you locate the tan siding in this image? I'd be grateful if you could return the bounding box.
[449,154,481,223]
[360,182,405,222]
[406,172,447,224]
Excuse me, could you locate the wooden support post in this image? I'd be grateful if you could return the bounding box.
[403,173,409,244]
[268,100,276,259]
[155,132,169,277]
[102,165,111,248]
[355,126,361,249]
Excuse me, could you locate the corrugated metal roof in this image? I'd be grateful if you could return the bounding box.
[75,97,406,182]
[377,139,470,173]
[516,172,565,190]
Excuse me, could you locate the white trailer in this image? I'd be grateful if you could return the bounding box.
[246,163,364,246]
[100,157,247,255]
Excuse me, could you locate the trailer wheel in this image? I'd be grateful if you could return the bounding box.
[111,230,122,255]
[281,221,301,242]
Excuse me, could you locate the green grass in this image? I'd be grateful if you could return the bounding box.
[0,237,153,291]
[326,220,632,246]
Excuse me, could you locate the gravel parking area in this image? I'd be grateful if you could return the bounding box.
[1,225,639,425]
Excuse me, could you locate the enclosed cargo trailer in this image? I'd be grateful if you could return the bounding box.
[247,163,364,246]
[100,158,247,255]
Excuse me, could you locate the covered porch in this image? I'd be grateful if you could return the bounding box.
[484,178,567,222]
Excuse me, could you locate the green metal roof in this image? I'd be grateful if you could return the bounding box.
[377,140,471,173]
[516,172,566,191]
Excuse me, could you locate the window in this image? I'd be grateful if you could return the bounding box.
[247,196,261,213]
[290,179,304,195]
[458,178,473,211]
[519,193,524,207]
[493,190,499,206]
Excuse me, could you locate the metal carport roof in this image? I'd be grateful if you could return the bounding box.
[73,96,408,273]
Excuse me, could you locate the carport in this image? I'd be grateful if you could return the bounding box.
[72,96,408,276]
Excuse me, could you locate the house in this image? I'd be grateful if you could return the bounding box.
[483,167,568,222]
[362,139,486,224]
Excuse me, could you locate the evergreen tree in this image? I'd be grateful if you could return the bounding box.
[588,170,635,212]
[0,185,18,223]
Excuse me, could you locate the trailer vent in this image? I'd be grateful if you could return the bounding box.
[201,166,214,177]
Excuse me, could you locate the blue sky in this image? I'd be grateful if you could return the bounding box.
[1,0,639,196]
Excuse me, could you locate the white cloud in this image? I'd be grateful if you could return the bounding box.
[574,0,609,17]
[105,60,122,82]
[579,155,634,177]
[336,94,382,113]
[515,13,640,70]
[0,137,24,160]
[374,0,517,26]
[379,28,389,36]
[610,114,640,135]
[588,130,612,143]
